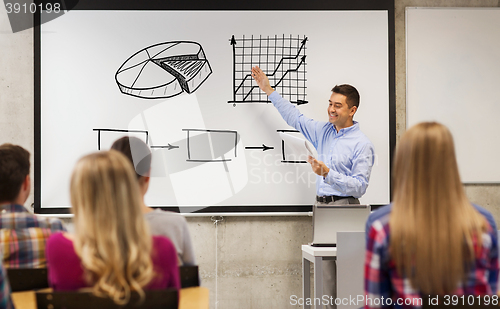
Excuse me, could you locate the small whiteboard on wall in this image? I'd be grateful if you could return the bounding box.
[406,8,500,183]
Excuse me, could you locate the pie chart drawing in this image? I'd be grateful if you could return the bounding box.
[115,41,213,99]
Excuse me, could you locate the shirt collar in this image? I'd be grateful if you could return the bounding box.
[334,121,359,134]
[0,204,29,214]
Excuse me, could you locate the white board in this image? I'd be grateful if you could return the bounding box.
[406,8,500,183]
[40,10,390,210]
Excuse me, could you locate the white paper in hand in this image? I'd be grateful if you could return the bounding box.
[279,132,318,160]
[304,141,317,159]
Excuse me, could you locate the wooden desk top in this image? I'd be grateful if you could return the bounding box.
[12,287,209,309]
[180,287,209,309]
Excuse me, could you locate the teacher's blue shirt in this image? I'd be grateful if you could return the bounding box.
[269,91,375,198]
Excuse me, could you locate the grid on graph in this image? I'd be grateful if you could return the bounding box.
[228,34,308,104]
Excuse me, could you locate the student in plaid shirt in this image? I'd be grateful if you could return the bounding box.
[0,144,66,268]
[0,259,13,309]
[364,123,498,309]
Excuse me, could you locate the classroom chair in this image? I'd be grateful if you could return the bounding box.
[36,288,178,309]
[6,268,49,292]
[180,265,199,288]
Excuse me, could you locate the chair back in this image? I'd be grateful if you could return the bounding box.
[180,265,199,288]
[36,288,178,309]
[6,268,49,292]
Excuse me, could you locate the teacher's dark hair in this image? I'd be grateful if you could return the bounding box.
[332,84,360,109]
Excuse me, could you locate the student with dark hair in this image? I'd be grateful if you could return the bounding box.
[111,136,196,266]
[364,122,498,308]
[0,143,65,268]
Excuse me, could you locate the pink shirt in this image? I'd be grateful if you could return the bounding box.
[46,232,180,291]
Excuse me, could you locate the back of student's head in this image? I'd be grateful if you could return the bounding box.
[70,150,153,304]
[393,122,462,199]
[390,122,486,295]
[0,144,30,203]
[110,136,151,179]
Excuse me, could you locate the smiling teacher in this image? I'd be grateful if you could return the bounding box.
[251,65,375,308]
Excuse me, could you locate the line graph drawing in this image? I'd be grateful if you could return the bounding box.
[228,35,308,106]
[115,41,212,99]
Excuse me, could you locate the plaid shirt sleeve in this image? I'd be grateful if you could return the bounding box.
[364,219,392,309]
[487,224,499,293]
[47,218,67,233]
[0,207,68,269]
[0,263,14,309]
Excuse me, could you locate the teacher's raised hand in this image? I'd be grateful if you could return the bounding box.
[251,66,275,96]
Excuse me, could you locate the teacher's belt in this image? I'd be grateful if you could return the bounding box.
[316,195,354,203]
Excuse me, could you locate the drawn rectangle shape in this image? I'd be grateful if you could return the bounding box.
[183,129,237,162]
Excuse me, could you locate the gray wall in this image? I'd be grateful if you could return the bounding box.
[1,1,500,308]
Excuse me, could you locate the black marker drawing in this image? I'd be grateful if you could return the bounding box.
[93,128,178,151]
[228,35,308,106]
[93,129,149,150]
[150,144,179,150]
[182,129,239,162]
[115,41,212,99]
[245,144,274,151]
[277,130,308,164]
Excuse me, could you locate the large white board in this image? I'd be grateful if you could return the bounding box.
[406,8,500,183]
[40,10,390,210]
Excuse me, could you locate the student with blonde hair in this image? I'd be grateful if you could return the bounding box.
[46,151,180,305]
[364,122,498,308]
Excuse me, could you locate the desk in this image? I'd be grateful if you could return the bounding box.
[11,287,209,309]
[180,287,209,309]
[302,244,337,309]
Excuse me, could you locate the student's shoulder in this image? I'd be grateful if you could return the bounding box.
[152,235,177,259]
[366,204,392,231]
[46,232,73,253]
[472,203,497,231]
[31,215,67,234]
[152,235,176,250]
[145,209,187,224]
[43,216,66,229]
[0,208,66,231]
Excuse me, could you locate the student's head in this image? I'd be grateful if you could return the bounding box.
[0,144,31,205]
[392,121,461,198]
[70,150,153,304]
[328,84,359,129]
[390,122,486,295]
[111,136,151,196]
